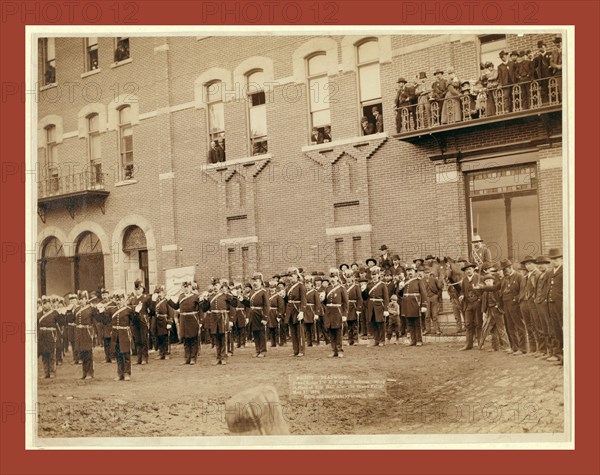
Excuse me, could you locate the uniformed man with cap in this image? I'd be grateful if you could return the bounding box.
[476,271,510,351]
[313,273,329,346]
[285,267,307,357]
[52,295,66,366]
[499,258,526,355]
[38,295,59,378]
[362,265,389,347]
[98,288,115,363]
[73,290,101,379]
[322,269,349,357]
[458,262,483,351]
[303,275,321,347]
[345,271,363,346]
[232,282,248,349]
[150,285,173,360]
[399,265,427,346]
[267,280,285,348]
[241,273,270,358]
[546,248,563,364]
[168,281,201,365]
[471,234,492,268]
[109,291,136,381]
[200,278,237,365]
[423,265,443,335]
[276,280,289,345]
[130,280,152,365]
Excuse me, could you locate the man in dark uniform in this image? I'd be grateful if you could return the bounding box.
[150,285,173,360]
[242,273,270,357]
[38,296,59,379]
[399,265,427,346]
[313,274,329,346]
[168,282,201,365]
[65,293,80,364]
[109,291,136,381]
[233,282,248,349]
[362,266,389,347]
[200,279,236,365]
[52,295,66,366]
[304,276,321,347]
[276,280,289,345]
[345,271,362,346]
[500,258,526,355]
[285,268,307,357]
[458,262,482,351]
[267,280,285,348]
[423,265,444,335]
[73,290,101,379]
[130,280,151,365]
[546,248,563,364]
[322,269,348,357]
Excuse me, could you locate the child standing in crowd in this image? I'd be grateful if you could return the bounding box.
[386,294,401,344]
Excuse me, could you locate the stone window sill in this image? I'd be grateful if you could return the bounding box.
[81,68,101,78]
[114,179,138,187]
[110,58,133,69]
[301,132,388,153]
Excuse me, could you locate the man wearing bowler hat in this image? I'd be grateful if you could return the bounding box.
[546,248,563,364]
[500,259,526,355]
[458,262,482,350]
[394,77,416,132]
[430,69,448,124]
[521,255,542,356]
[378,244,393,271]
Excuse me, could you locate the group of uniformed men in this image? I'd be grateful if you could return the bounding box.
[37,244,564,381]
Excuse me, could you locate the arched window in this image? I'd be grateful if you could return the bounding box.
[118,105,134,180]
[356,39,383,134]
[247,70,268,156]
[87,113,102,184]
[307,53,332,144]
[206,80,226,162]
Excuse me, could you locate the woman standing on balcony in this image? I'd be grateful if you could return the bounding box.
[481,61,499,116]
[441,78,463,125]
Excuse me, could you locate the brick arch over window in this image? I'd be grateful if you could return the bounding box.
[194,67,232,109]
[341,35,392,71]
[111,214,157,291]
[107,94,140,131]
[38,114,64,148]
[67,221,110,256]
[37,225,69,259]
[233,56,274,100]
[77,103,107,138]
[292,37,339,83]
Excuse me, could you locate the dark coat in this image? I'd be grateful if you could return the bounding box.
[322,284,348,329]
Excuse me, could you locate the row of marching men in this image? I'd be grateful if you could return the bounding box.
[37,262,436,381]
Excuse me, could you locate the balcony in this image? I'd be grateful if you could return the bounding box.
[37,170,110,222]
[393,77,562,142]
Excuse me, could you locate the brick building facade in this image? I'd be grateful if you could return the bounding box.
[35,33,563,297]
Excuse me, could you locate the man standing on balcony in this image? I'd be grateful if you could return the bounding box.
[497,51,511,113]
[549,37,562,102]
[430,69,448,125]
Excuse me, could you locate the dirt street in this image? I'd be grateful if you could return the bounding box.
[36,335,564,438]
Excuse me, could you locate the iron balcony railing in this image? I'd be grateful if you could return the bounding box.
[38,170,107,200]
[395,76,562,135]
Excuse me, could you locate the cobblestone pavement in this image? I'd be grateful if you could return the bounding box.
[36,334,565,438]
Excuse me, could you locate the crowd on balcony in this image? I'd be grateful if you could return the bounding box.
[394,37,563,133]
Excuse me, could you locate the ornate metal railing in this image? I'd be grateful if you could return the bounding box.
[396,76,562,134]
[38,170,107,200]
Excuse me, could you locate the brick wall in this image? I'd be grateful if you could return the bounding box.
[37,33,564,292]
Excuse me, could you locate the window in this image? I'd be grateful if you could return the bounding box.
[114,37,130,62]
[206,80,226,162]
[247,70,268,155]
[118,106,134,180]
[85,37,99,71]
[307,53,332,144]
[41,38,56,85]
[87,114,102,184]
[479,34,507,68]
[356,39,383,134]
[45,125,59,192]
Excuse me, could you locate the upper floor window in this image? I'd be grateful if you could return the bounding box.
[206,80,226,163]
[87,113,102,183]
[45,125,59,190]
[247,70,268,156]
[118,106,134,180]
[114,37,130,62]
[479,34,507,68]
[41,38,56,85]
[85,37,99,71]
[356,39,383,135]
[307,53,332,145]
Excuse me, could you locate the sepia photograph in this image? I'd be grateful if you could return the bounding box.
[27,25,572,448]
